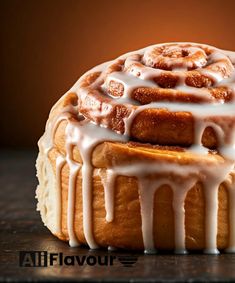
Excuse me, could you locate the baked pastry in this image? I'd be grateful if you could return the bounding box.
[36,42,235,254]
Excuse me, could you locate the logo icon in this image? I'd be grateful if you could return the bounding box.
[117,256,138,267]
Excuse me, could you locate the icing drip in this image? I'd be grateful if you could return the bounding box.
[98,169,117,222]
[138,178,162,254]
[65,119,126,249]
[225,173,235,253]
[203,180,220,254]
[55,155,66,235]
[66,150,80,247]
[172,178,197,254]
[203,163,234,254]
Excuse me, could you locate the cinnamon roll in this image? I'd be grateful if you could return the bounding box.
[36,42,235,254]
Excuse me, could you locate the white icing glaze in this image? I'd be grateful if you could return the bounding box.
[37,42,235,254]
[66,152,80,247]
[55,155,66,235]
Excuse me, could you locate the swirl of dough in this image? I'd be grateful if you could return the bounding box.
[72,43,235,147]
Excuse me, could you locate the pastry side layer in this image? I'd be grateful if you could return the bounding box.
[36,139,230,251]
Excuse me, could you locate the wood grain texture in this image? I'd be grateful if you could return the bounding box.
[1,149,235,282]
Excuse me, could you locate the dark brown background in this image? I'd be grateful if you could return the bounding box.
[1,0,235,148]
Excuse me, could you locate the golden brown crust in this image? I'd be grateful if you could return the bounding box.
[131,85,233,103]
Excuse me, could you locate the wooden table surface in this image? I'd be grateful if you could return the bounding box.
[1,149,235,282]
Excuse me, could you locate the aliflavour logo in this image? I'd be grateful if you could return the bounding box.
[19,251,138,267]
